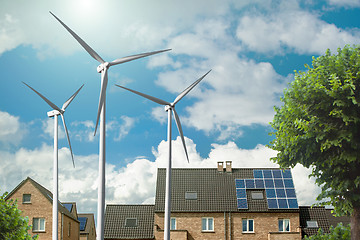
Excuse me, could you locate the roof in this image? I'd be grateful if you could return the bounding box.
[154,168,299,213]
[5,177,78,222]
[104,204,154,240]
[78,213,96,235]
[299,206,330,236]
[325,209,351,228]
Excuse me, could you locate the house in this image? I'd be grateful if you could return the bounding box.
[5,177,95,240]
[105,161,304,240]
[78,213,97,240]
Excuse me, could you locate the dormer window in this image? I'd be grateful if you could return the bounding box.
[185,191,197,200]
[23,194,31,203]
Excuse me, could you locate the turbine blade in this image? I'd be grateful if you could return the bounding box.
[22,82,62,112]
[49,11,105,64]
[109,49,171,66]
[62,84,84,110]
[94,68,108,136]
[60,114,75,168]
[172,108,189,163]
[115,84,170,106]
[173,70,211,105]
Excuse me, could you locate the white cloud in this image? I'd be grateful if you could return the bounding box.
[71,120,96,142]
[236,4,360,55]
[327,0,360,7]
[0,111,25,147]
[109,116,137,141]
[42,118,66,140]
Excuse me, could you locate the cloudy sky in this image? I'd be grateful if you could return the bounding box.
[1,0,360,219]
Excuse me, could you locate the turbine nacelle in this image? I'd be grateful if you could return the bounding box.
[97,62,110,73]
[47,109,62,117]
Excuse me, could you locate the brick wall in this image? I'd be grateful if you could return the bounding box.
[154,211,301,240]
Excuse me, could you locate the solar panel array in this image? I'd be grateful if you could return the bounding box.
[78,217,88,231]
[235,169,299,210]
[63,203,73,213]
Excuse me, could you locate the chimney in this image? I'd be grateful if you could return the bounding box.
[217,162,224,172]
[226,161,232,173]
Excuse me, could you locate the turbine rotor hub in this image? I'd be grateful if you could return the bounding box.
[164,105,172,112]
[97,62,110,73]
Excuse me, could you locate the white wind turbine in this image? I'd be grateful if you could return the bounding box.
[23,82,83,240]
[49,11,170,240]
[116,70,211,240]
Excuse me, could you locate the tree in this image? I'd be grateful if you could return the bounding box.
[269,45,360,239]
[0,191,38,240]
[303,223,351,240]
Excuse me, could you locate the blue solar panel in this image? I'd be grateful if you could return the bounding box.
[276,189,286,198]
[282,169,292,178]
[266,188,276,198]
[267,198,278,208]
[265,179,274,188]
[272,170,282,178]
[245,179,255,189]
[235,179,245,188]
[288,199,299,208]
[237,198,248,209]
[263,170,272,178]
[63,203,73,213]
[286,189,296,198]
[253,170,263,178]
[255,179,264,188]
[283,179,294,188]
[235,169,298,210]
[78,217,87,231]
[236,188,246,198]
[278,199,288,208]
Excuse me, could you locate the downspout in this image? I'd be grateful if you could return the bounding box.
[229,212,232,240]
[61,213,63,240]
[224,212,227,240]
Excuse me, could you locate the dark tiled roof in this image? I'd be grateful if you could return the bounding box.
[299,206,330,236]
[154,168,299,213]
[104,204,154,239]
[5,177,78,222]
[325,209,351,227]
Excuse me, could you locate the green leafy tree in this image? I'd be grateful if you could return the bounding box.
[269,45,360,239]
[0,191,38,240]
[304,223,351,240]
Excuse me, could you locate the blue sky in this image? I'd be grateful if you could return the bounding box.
[1,0,360,217]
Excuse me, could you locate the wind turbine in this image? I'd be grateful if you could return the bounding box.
[115,69,211,240]
[49,11,170,240]
[23,82,83,240]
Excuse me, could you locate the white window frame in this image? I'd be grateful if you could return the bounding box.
[202,217,214,232]
[251,191,264,199]
[242,219,254,233]
[170,217,176,230]
[307,220,318,228]
[32,218,45,232]
[23,194,31,203]
[278,219,290,232]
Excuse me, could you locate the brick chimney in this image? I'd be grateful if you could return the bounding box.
[226,161,232,173]
[217,162,224,172]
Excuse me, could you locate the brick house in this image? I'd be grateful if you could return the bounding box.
[78,213,97,240]
[5,177,94,240]
[105,162,305,239]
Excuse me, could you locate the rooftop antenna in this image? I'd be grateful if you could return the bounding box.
[49,11,170,240]
[23,82,83,240]
[115,70,211,240]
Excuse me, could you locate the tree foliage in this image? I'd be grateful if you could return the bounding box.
[304,223,351,240]
[269,45,360,216]
[0,191,38,240]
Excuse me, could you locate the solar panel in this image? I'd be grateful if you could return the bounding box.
[78,217,87,231]
[63,203,73,213]
[235,169,299,210]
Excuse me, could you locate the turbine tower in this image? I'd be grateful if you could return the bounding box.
[23,82,83,240]
[49,11,170,240]
[115,70,211,240]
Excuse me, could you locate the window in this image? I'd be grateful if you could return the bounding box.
[33,218,45,232]
[68,222,71,236]
[202,217,214,232]
[185,191,197,200]
[170,218,176,230]
[307,221,318,228]
[242,219,254,233]
[278,219,290,232]
[251,191,264,199]
[125,218,137,227]
[23,194,31,203]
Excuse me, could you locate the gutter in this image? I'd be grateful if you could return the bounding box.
[224,212,226,240]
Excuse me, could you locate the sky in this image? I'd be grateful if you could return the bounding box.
[1,0,360,219]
